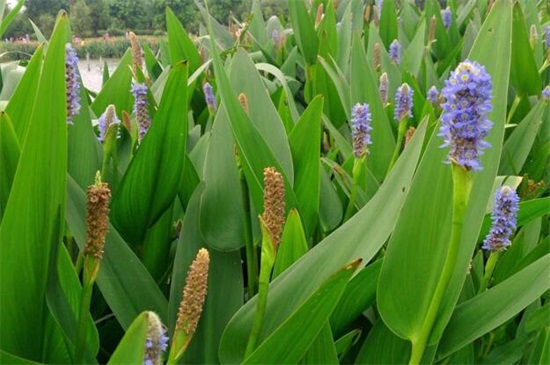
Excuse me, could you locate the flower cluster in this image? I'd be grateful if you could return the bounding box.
[543,85,550,101]
[65,43,80,125]
[441,7,452,29]
[351,103,373,157]
[272,29,279,47]
[131,83,151,142]
[427,86,439,104]
[144,312,169,365]
[389,39,401,64]
[394,83,413,121]
[203,82,217,112]
[83,173,111,260]
[545,25,550,48]
[439,60,493,171]
[98,105,120,142]
[262,167,286,249]
[379,73,388,105]
[482,186,519,251]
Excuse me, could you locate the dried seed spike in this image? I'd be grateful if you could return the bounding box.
[83,172,111,259]
[428,16,436,43]
[404,126,416,146]
[238,93,249,114]
[262,167,285,248]
[129,31,143,73]
[373,43,381,71]
[364,4,371,23]
[176,248,210,336]
[315,3,324,27]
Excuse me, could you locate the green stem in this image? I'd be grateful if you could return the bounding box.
[244,223,275,359]
[344,156,366,221]
[74,257,97,364]
[506,96,521,125]
[478,250,503,294]
[409,163,472,365]
[241,170,258,299]
[387,120,408,175]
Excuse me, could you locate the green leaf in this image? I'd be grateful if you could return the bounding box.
[0,112,20,222]
[401,19,426,78]
[499,100,546,175]
[66,176,168,329]
[0,14,69,360]
[110,62,188,244]
[288,96,323,236]
[355,320,411,364]
[199,106,244,251]
[379,0,398,48]
[5,43,43,141]
[273,209,309,279]
[91,50,133,120]
[437,254,550,359]
[0,0,24,38]
[243,260,359,364]
[288,0,319,65]
[510,2,541,95]
[300,323,339,364]
[0,351,43,364]
[166,7,201,72]
[107,312,148,364]
[219,122,427,363]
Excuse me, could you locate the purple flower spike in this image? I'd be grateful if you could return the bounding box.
[394,83,413,122]
[351,103,373,157]
[482,186,519,251]
[542,85,550,101]
[427,86,439,104]
[389,39,401,64]
[144,312,169,365]
[131,82,151,142]
[379,73,388,105]
[203,82,217,112]
[442,7,452,29]
[439,59,493,171]
[272,29,279,46]
[98,105,120,142]
[545,25,550,48]
[65,43,80,125]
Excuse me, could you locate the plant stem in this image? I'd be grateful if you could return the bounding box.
[241,170,258,298]
[409,163,472,365]
[344,156,366,221]
[478,250,503,293]
[74,257,97,364]
[387,120,408,175]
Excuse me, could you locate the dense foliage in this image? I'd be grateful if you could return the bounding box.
[0,0,549,364]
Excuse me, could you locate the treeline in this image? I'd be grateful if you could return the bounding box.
[4,0,288,39]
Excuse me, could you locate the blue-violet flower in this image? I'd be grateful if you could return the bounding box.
[545,25,550,48]
[439,59,493,171]
[543,85,550,101]
[482,186,519,251]
[427,86,439,104]
[441,7,452,29]
[131,83,151,142]
[351,103,373,157]
[203,82,217,112]
[389,39,401,64]
[394,83,413,122]
[98,105,120,142]
[272,29,279,47]
[65,43,80,125]
[144,312,169,365]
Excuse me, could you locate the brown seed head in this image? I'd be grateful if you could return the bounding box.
[404,126,416,147]
[176,248,210,336]
[315,4,324,27]
[129,31,143,73]
[84,172,111,259]
[373,43,381,71]
[364,4,371,23]
[238,93,249,114]
[262,167,285,248]
[428,16,436,43]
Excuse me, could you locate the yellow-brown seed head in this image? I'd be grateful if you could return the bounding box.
[364,4,371,23]
[129,31,143,73]
[315,4,324,27]
[373,43,381,71]
[404,126,416,147]
[176,248,210,336]
[238,93,249,114]
[84,172,111,259]
[262,167,285,248]
[428,16,436,43]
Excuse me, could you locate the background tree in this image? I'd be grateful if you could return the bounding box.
[70,0,92,37]
[87,0,111,35]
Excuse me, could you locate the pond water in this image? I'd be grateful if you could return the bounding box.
[78,58,120,93]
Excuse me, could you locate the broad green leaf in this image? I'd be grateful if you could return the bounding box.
[0,0,24,38]
[0,112,20,222]
[273,209,309,279]
[300,323,339,364]
[379,0,398,48]
[166,7,201,72]
[330,260,381,337]
[243,260,359,364]
[318,165,343,232]
[91,50,133,120]
[66,176,168,329]
[510,2,541,95]
[499,100,546,175]
[169,185,243,364]
[110,62,188,244]
[107,312,148,364]
[219,122,427,363]
[288,0,319,65]
[288,96,323,235]
[0,14,69,360]
[247,0,268,47]
[355,320,410,364]
[437,254,550,358]
[401,19,426,77]
[5,43,43,141]
[0,351,43,364]
[527,327,550,364]
[199,106,244,251]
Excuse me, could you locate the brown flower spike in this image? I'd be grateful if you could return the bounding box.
[83,173,111,259]
[176,248,210,336]
[262,167,285,249]
[129,31,143,73]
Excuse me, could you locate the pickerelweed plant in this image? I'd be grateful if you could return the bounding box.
[0,1,549,364]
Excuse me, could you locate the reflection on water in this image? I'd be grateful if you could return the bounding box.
[78,58,119,93]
